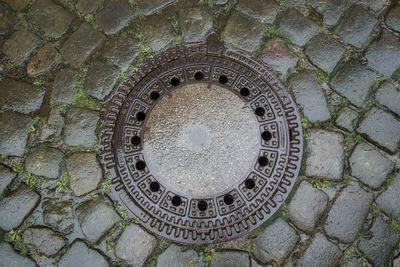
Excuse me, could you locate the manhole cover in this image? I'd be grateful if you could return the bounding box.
[100,44,303,244]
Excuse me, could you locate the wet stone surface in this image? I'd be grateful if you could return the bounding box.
[66,152,102,196]
[0,242,36,266]
[0,165,16,195]
[235,0,279,23]
[51,68,78,104]
[76,0,104,14]
[297,232,342,267]
[288,181,328,233]
[278,8,318,47]
[58,241,108,267]
[386,4,400,32]
[305,33,345,74]
[291,71,330,123]
[2,29,41,65]
[358,216,399,266]
[335,107,359,132]
[61,23,105,68]
[252,218,299,265]
[330,60,376,107]
[357,107,400,153]
[335,5,378,48]
[76,196,120,242]
[324,182,374,243]
[64,107,99,149]
[375,81,400,116]
[305,130,344,180]
[156,244,200,267]
[0,184,40,231]
[38,106,64,142]
[221,12,265,52]
[211,251,250,267]
[259,38,299,79]
[27,43,58,77]
[0,112,32,156]
[136,0,176,15]
[0,6,17,35]
[115,223,157,266]
[349,143,394,189]
[376,172,400,220]
[23,227,66,257]
[310,0,350,27]
[25,147,64,179]
[42,199,75,234]
[95,0,134,35]
[83,60,119,100]
[179,7,213,43]
[27,0,74,38]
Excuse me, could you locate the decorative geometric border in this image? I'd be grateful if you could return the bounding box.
[99,44,303,244]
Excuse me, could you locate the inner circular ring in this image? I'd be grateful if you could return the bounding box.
[142,82,259,197]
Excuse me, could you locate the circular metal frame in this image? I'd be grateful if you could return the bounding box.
[100,44,303,244]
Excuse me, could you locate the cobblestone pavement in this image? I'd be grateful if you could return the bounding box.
[0,0,400,266]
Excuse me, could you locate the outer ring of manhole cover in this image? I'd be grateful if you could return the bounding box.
[100,44,303,244]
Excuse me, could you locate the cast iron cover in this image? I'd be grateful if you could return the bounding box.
[100,44,303,244]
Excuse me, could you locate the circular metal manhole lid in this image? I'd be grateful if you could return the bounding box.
[100,44,303,244]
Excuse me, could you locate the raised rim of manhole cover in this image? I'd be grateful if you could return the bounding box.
[100,44,303,244]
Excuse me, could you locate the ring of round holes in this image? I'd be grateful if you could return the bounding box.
[100,44,303,244]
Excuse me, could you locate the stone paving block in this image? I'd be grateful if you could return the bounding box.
[58,241,108,267]
[95,0,134,35]
[357,107,400,153]
[324,182,374,243]
[221,13,265,52]
[2,28,41,65]
[115,223,157,266]
[305,33,345,74]
[38,106,64,142]
[66,152,102,196]
[83,61,119,100]
[0,184,40,231]
[25,147,64,179]
[359,0,388,12]
[330,60,376,107]
[42,199,74,234]
[0,5,17,35]
[310,0,350,27]
[365,30,400,77]
[101,31,141,71]
[291,71,330,123]
[0,165,16,195]
[0,112,32,156]
[358,216,399,266]
[0,78,45,114]
[278,8,318,47]
[136,0,176,15]
[335,5,377,48]
[259,38,298,79]
[179,7,213,43]
[211,251,250,267]
[376,172,400,220]
[27,43,58,76]
[297,232,342,267]
[252,218,299,265]
[23,227,66,257]
[376,81,400,116]
[386,4,400,32]
[64,107,99,149]
[76,0,104,14]
[235,0,279,23]
[305,130,344,180]
[288,181,328,233]
[156,244,200,267]
[51,68,78,104]
[61,23,105,68]
[335,107,359,132]
[76,196,120,242]
[137,14,176,51]
[0,242,36,267]
[4,0,30,11]
[280,0,305,7]
[349,143,394,189]
[27,0,74,38]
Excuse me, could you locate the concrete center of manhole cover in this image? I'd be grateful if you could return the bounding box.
[143,83,259,197]
[100,44,303,244]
